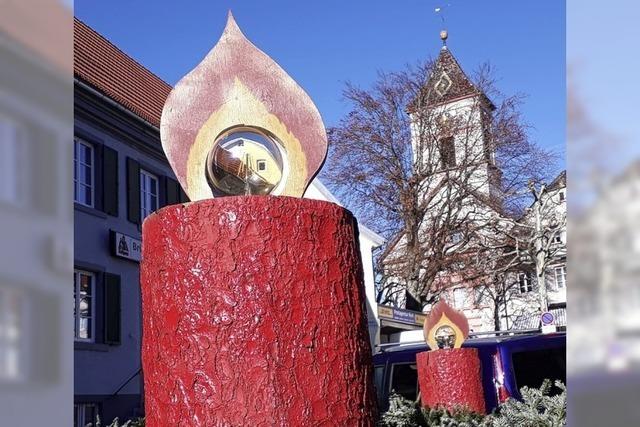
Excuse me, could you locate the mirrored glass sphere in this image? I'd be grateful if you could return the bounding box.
[206,127,285,196]
[434,325,456,349]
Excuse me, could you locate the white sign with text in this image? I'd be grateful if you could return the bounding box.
[112,230,142,262]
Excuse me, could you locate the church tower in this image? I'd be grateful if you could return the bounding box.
[410,30,503,206]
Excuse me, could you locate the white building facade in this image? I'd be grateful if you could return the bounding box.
[380,41,566,334]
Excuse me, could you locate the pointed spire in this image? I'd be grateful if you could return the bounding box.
[408,44,495,112]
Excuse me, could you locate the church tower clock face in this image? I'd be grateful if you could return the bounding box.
[435,71,453,97]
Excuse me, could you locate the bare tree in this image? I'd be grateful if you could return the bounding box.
[455,216,541,330]
[521,178,567,312]
[466,174,567,326]
[473,272,530,331]
[462,233,527,331]
[323,56,554,311]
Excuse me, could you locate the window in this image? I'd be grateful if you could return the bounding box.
[512,347,565,394]
[554,231,563,244]
[256,159,267,171]
[74,403,98,427]
[389,363,418,401]
[473,286,484,306]
[439,137,456,169]
[0,115,21,205]
[74,270,95,342]
[480,109,495,163]
[404,290,422,311]
[140,169,159,219]
[558,190,565,201]
[0,288,23,381]
[554,266,566,289]
[453,288,467,309]
[518,273,533,293]
[74,138,94,207]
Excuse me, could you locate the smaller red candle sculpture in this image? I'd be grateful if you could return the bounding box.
[416,300,485,414]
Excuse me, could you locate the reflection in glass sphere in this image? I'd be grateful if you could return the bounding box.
[434,325,456,349]
[206,127,285,196]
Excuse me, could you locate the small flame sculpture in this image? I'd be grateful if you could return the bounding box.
[423,299,469,350]
[417,299,485,413]
[161,12,328,200]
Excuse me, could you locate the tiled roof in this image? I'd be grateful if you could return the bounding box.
[426,48,478,104]
[409,47,494,112]
[547,170,567,191]
[74,17,171,128]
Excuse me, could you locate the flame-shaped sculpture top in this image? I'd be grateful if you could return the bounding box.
[423,299,470,350]
[161,12,328,200]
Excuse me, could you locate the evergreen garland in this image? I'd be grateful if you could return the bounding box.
[89,380,566,426]
[379,392,424,427]
[379,393,490,427]
[420,406,491,427]
[491,380,566,427]
[379,380,566,427]
[88,415,145,427]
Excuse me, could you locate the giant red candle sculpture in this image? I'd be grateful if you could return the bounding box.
[140,12,377,426]
[417,300,485,414]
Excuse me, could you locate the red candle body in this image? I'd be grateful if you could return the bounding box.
[416,348,486,414]
[140,196,377,426]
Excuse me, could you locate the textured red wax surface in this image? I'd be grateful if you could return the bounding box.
[416,348,486,414]
[141,196,377,426]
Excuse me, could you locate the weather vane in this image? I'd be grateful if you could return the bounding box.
[435,2,451,47]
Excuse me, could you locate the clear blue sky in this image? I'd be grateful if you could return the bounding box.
[568,0,640,171]
[75,0,565,170]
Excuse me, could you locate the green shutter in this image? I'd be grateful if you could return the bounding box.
[102,146,119,216]
[126,158,140,224]
[104,273,121,345]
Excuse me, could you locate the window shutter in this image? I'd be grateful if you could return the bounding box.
[104,273,121,345]
[102,146,119,216]
[165,177,181,205]
[93,143,104,212]
[127,158,141,224]
[159,176,168,208]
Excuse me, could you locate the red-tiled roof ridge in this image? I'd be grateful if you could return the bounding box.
[74,17,172,128]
